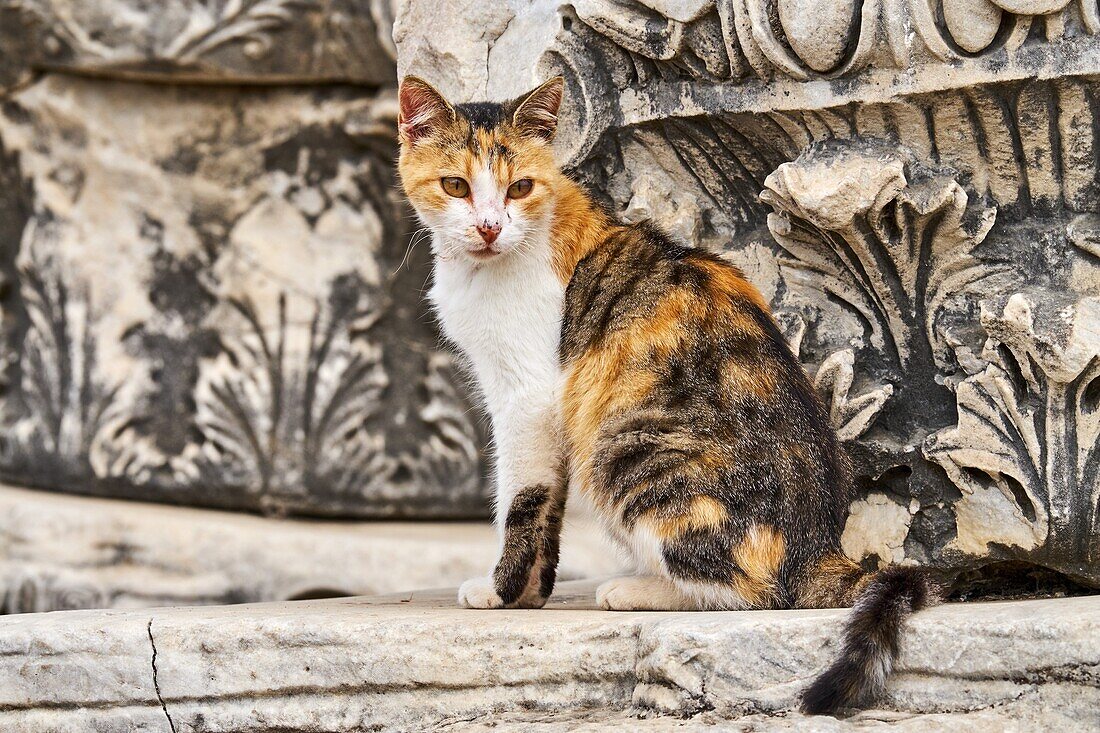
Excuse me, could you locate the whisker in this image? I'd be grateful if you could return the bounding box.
[391,227,433,277]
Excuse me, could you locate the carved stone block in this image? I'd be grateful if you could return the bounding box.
[396,0,1100,584]
[0,0,396,92]
[0,75,489,518]
[0,485,617,612]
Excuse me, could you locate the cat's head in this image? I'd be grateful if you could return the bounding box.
[397,76,564,265]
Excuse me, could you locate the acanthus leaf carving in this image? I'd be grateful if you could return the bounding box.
[761,140,1005,379]
[11,252,122,482]
[403,351,485,504]
[923,292,1100,569]
[163,0,318,62]
[176,275,485,517]
[774,310,893,440]
[813,349,895,442]
[178,278,388,513]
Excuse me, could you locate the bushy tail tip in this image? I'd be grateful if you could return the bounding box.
[801,566,937,716]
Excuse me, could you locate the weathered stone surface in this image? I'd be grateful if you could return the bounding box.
[0,75,489,518]
[394,0,561,101]
[777,0,858,72]
[406,697,1098,732]
[924,292,1100,581]
[395,0,1100,585]
[0,0,396,91]
[0,484,620,612]
[0,582,1097,731]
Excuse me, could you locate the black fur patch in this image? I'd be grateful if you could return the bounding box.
[492,477,568,605]
[455,102,507,131]
[493,484,550,604]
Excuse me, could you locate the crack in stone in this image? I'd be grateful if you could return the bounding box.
[482,10,514,94]
[484,44,491,97]
[147,619,178,733]
[899,660,1100,686]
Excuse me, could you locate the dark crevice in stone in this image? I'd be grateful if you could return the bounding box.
[285,587,354,601]
[949,561,1098,602]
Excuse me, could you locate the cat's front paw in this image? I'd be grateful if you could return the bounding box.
[458,576,505,609]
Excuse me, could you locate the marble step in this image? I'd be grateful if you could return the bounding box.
[0,484,619,612]
[0,581,1096,732]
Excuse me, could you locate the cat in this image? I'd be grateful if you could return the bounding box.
[396,75,938,715]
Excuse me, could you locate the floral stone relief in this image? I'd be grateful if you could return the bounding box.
[924,293,1100,579]
[0,75,488,518]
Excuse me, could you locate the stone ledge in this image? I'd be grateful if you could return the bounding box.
[0,582,1096,731]
[0,484,619,612]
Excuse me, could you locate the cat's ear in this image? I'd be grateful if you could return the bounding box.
[512,77,564,141]
[398,76,455,145]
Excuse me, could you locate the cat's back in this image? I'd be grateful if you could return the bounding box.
[560,222,778,364]
[560,221,847,523]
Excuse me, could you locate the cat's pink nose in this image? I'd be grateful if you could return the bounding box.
[477,224,501,245]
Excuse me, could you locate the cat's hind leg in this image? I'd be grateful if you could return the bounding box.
[586,417,787,611]
[663,523,787,610]
[600,507,787,611]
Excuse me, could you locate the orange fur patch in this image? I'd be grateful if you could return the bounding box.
[797,553,871,609]
[549,184,614,284]
[637,288,696,359]
[695,257,772,314]
[640,495,729,539]
[731,524,786,607]
[562,285,697,493]
[563,343,656,492]
[722,359,777,399]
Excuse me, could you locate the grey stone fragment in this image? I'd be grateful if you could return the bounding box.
[394,0,562,101]
[0,0,396,91]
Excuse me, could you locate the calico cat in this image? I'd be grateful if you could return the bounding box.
[396,75,938,715]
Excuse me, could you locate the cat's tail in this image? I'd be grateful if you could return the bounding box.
[800,563,939,716]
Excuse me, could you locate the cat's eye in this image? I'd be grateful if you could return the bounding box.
[441,177,469,198]
[507,179,534,200]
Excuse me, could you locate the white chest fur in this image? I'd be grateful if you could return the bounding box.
[428,238,566,520]
[429,244,565,414]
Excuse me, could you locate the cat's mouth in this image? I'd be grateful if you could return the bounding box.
[466,245,501,260]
